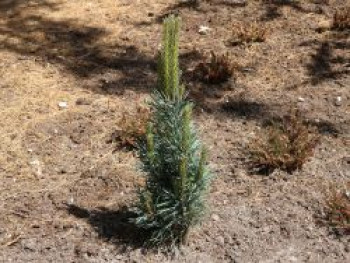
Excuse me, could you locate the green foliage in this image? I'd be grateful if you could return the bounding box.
[157,15,184,102]
[134,15,211,247]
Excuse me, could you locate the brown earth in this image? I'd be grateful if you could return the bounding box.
[0,0,349,262]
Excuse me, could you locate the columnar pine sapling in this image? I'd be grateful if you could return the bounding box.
[134,15,211,247]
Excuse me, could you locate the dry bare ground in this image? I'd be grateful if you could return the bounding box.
[0,0,349,262]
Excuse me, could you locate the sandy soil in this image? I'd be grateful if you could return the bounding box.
[0,0,349,262]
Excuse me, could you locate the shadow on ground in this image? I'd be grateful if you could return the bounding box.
[67,204,149,247]
[135,0,247,26]
[221,94,341,137]
[303,31,350,86]
[260,0,324,21]
[0,0,347,126]
[0,1,212,96]
[0,1,157,94]
[0,0,58,12]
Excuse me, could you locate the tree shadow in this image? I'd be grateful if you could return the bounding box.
[216,0,247,8]
[260,0,323,21]
[0,4,157,95]
[307,41,333,85]
[0,4,213,96]
[0,0,58,13]
[220,94,340,137]
[152,1,207,25]
[67,204,149,248]
[307,119,340,137]
[137,0,246,26]
[221,94,271,120]
[302,32,350,85]
[158,0,247,14]
[262,4,283,21]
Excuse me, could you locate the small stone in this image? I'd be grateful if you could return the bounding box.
[67,197,74,205]
[298,97,305,102]
[289,256,298,262]
[58,101,68,109]
[345,191,350,198]
[335,96,342,106]
[211,214,220,221]
[30,159,43,177]
[198,25,211,35]
[217,236,225,246]
[29,159,40,166]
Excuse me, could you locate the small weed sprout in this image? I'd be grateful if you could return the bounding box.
[249,109,319,174]
[134,15,211,247]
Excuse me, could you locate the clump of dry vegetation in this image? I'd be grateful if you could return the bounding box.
[229,21,268,46]
[249,109,319,174]
[194,51,235,84]
[332,6,350,30]
[113,106,150,149]
[325,182,350,235]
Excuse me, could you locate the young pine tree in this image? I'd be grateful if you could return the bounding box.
[134,15,211,247]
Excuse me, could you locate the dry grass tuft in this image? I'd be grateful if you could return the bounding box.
[229,21,268,46]
[194,51,235,84]
[249,109,319,174]
[113,106,150,149]
[332,6,350,30]
[325,182,350,235]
